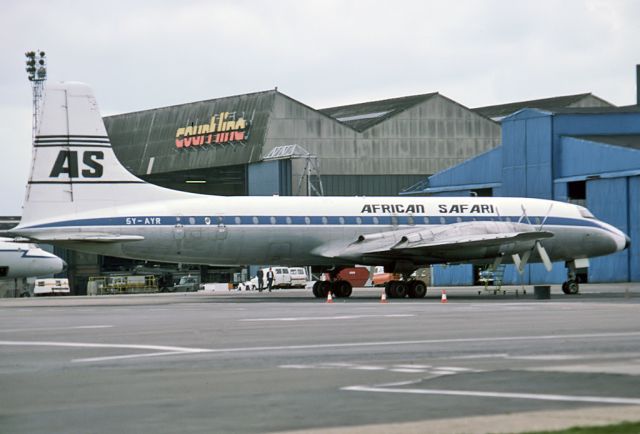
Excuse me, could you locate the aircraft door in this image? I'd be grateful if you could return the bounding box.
[174,217,185,254]
[215,216,227,240]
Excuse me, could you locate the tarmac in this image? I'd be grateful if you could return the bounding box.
[1,283,639,434]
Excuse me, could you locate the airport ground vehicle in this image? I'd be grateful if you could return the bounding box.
[173,275,201,292]
[372,266,401,287]
[33,278,70,296]
[288,267,309,288]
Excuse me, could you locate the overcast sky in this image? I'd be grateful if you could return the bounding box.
[1,0,639,215]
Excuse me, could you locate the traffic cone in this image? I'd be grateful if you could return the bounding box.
[326,291,334,303]
[441,290,448,303]
[380,290,388,304]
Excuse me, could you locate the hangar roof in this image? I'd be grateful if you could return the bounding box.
[473,93,613,119]
[320,93,438,131]
[571,134,640,150]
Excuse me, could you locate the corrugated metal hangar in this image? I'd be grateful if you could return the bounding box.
[103,90,501,198]
[409,102,640,286]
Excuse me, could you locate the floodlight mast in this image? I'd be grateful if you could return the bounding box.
[25,50,47,140]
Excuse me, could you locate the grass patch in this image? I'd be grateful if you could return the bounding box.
[521,421,640,434]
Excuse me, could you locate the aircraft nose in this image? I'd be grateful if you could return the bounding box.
[625,235,631,250]
[61,260,68,272]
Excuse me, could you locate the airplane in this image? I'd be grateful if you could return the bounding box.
[0,237,66,279]
[9,82,630,298]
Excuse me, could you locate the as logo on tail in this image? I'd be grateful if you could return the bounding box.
[49,150,104,178]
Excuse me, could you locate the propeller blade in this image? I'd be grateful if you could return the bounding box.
[539,203,554,230]
[492,255,503,270]
[520,205,532,225]
[512,251,531,275]
[536,241,553,272]
[512,253,522,274]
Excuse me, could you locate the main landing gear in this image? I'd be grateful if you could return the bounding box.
[562,260,580,295]
[312,280,353,298]
[384,279,427,299]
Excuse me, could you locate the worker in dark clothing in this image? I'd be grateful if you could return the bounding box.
[266,267,275,292]
[257,268,264,292]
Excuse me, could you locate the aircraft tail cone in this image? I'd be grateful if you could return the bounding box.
[441,290,448,303]
[326,291,334,303]
[380,290,388,304]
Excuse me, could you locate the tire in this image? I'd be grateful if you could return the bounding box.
[317,281,330,299]
[562,281,580,294]
[394,282,408,298]
[333,281,352,298]
[385,281,396,298]
[408,281,427,298]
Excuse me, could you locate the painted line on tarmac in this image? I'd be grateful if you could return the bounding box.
[0,340,213,363]
[239,314,414,321]
[3,331,640,364]
[0,325,113,333]
[341,385,640,405]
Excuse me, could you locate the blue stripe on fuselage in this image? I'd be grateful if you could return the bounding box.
[19,215,608,232]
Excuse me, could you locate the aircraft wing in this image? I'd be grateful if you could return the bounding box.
[317,221,553,261]
[28,233,144,243]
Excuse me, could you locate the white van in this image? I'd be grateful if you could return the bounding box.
[288,267,308,288]
[33,278,70,296]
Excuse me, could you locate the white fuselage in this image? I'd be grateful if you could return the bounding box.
[0,238,66,278]
[13,196,628,268]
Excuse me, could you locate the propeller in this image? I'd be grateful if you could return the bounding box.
[513,204,554,274]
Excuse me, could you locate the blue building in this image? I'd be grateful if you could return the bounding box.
[405,105,640,286]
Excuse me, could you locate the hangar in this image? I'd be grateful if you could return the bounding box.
[103,90,501,198]
[407,101,640,286]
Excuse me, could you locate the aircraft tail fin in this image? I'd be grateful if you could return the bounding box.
[20,82,184,226]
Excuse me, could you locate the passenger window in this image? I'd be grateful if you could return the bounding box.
[305,217,311,224]
[253,217,259,224]
[270,217,276,224]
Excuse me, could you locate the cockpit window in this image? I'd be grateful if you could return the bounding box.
[578,206,596,219]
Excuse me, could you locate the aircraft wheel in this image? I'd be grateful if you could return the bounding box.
[334,280,352,298]
[316,281,330,299]
[312,281,321,298]
[394,281,408,298]
[385,281,397,298]
[408,281,427,298]
[562,280,579,295]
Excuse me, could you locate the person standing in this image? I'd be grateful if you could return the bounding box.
[257,268,264,292]
[266,267,275,292]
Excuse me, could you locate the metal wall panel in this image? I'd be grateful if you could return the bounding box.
[629,176,640,281]
[559,137,640,178]
[105,91,276,175]
[432,264,473,286]
[587,178,630,282]
[428,148,502,189]
[311,175,426,196]
[264,94,501,180]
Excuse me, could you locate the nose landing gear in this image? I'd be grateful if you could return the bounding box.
[562,260,580,295]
